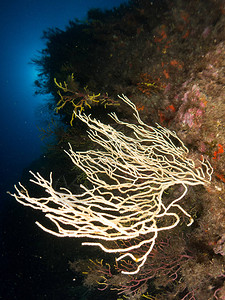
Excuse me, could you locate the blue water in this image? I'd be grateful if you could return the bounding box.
[0,0,128,196]
[0,1,127,299]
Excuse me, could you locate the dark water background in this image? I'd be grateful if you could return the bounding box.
[0,1,127,299]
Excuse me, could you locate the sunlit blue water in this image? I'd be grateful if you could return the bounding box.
[0,0,128,195]
[0,1,127,299]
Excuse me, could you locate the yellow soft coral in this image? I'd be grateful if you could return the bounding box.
[54,74,118,126]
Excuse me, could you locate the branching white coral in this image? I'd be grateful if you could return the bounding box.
[10,95,213,274]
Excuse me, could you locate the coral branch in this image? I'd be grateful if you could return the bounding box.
[9,95,213,274]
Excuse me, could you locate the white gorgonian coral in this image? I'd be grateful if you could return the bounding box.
[10,95,213,274]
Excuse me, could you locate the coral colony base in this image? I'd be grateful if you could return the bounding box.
[10,95,213,275]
